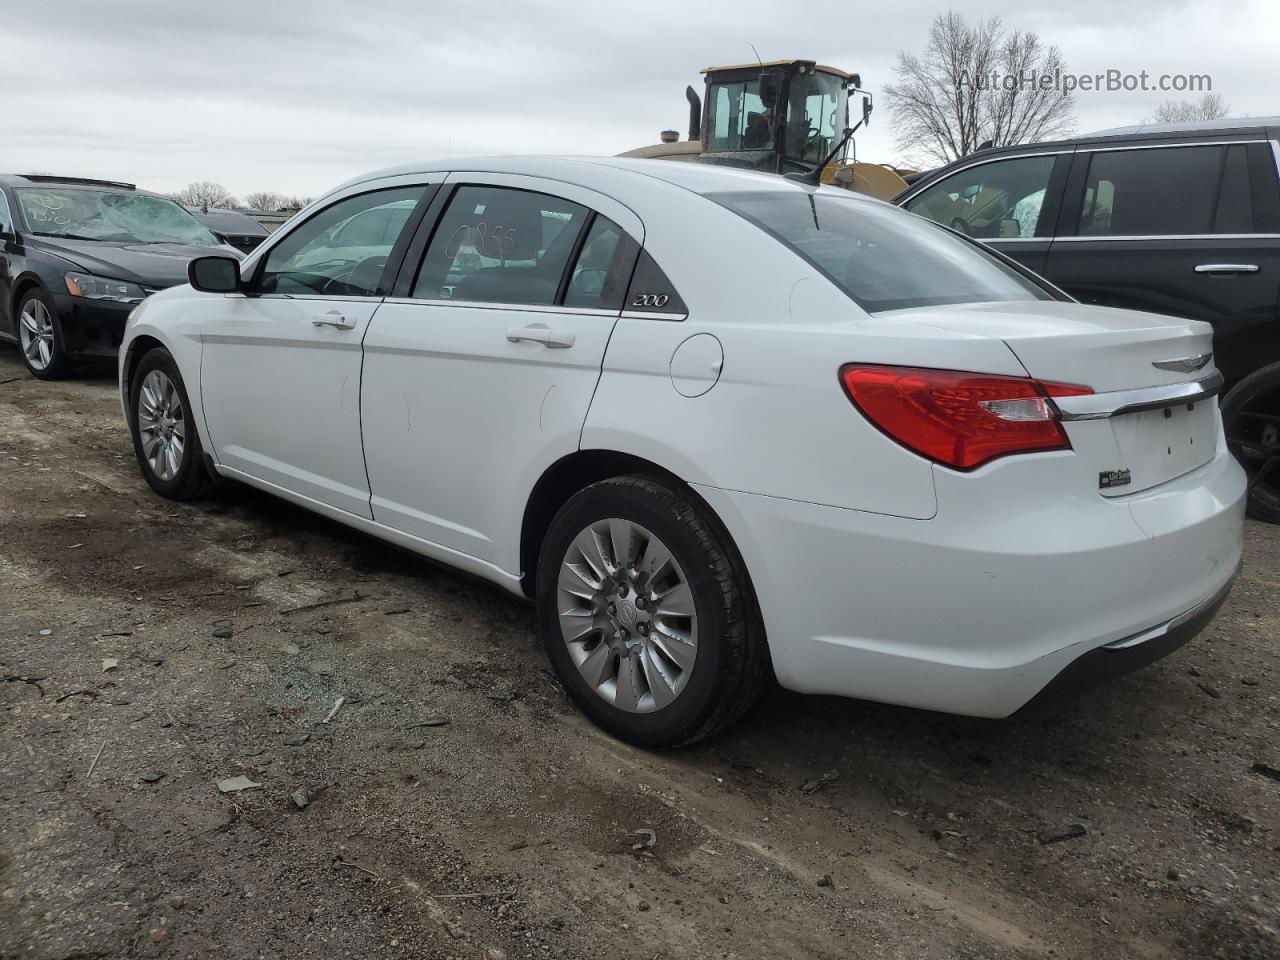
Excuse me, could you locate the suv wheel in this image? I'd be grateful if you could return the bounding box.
[16,288,72,380]
[537,476,769,747]
[129,348,217,500]
[1222,360,1280,523]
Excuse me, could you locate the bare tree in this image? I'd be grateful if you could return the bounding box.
[885,12,1076,166]
[170,182,238,210]
[243,191,285,212]
[1148,93,1230,124]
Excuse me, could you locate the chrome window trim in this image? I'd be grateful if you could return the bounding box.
[1078,138,1266,154]
[620,309,688,322]
[1053,370,1224,421]
[1052,234,1280,242]
[381,297,619,318]
[238,293,384,303]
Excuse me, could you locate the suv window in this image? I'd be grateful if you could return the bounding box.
[258,187,425,296]
[563,216,640,310]
[715,191,1054,313]
[1077,145,1222,236]
[904,155,1056,239]
[413,186,590,306]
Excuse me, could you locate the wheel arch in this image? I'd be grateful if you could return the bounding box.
[9,272,47,321]
[121,333,169,405]
[518,450,763,623]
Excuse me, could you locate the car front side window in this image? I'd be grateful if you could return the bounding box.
[256,187,426,297]
[412,186,590,306]
[905,155,1057,239]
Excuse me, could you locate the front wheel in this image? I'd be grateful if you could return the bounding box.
[129,348,217,500]
[1222,361,1280,523]
[17,288,72,380]
[536,476,768,747]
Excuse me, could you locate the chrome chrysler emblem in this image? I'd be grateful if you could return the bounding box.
[1152,353,1212,373]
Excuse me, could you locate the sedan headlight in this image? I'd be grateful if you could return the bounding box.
[64,272,148,304]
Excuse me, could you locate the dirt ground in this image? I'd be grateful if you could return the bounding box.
[0,346,1278,960]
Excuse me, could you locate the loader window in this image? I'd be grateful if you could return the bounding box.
[708,80,774,152]
[783,71,845,165]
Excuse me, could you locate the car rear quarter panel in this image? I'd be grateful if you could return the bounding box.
[581,188,1029,520]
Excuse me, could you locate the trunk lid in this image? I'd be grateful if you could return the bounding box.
[886,300,1219,495]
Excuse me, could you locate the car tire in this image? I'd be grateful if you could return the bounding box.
[1222,361,1280,523]
[16,287,73,380]
[128,348,217,501]
[536,476,769,747]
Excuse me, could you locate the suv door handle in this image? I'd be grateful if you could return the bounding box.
[507,324,575,349]
[312,311,357,330]
[1195,263,1259,274]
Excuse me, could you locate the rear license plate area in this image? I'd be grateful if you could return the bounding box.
[1103,400,1217,494]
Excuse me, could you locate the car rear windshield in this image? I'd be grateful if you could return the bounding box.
[710,190,1056,313]
[16,187,220,247]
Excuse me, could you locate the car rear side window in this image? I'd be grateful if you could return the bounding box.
[562,215,640,311]
[712,190,1054,313]
[258,187,426,297]
[1076,145,1223,237]
[413,186,590,306]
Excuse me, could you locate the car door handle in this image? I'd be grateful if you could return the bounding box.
[312,311,357,329]
[1194,263,1259,274]
[507,324,575,348]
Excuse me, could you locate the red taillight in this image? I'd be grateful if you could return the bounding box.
[838,364,1093,471]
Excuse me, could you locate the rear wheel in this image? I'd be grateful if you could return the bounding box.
[16,288,72,380]
[537,476,768,747]
[1222,361,1280,523]
[129,348,217,500]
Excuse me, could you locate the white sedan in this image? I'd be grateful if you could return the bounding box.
[119,157,1245,746]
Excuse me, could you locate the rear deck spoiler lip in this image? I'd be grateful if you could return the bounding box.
[1053,370,1224,421]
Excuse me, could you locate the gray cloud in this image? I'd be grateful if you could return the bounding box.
[4,0,1276,199]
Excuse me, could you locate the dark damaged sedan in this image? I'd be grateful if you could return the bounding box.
[0,175,242,379]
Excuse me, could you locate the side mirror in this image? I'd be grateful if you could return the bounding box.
[998,218,1021,238]
[188,255,241,293]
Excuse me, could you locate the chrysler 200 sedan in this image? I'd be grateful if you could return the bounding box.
[118,157,1245,746]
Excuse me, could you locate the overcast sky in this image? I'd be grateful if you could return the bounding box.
[5,0,1278,201]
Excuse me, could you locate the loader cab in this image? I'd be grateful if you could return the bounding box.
[701,60,854,175]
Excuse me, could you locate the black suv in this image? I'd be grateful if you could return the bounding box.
[0,174,242,379]
[896,118,1280,521]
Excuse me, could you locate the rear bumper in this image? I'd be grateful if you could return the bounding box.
[694,446,1246,718]
[1013,569,1236,715]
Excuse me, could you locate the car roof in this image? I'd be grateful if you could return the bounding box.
[0,173,165,196]
[946,116,1280,161]
[334,155,869,205]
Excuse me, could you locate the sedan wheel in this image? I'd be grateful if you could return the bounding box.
[557,518,698,713]
[538,476,769,747]
[16,290,71,379]
[129,347,217,501]
[137,370,187,482]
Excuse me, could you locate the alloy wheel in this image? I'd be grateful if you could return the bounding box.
[137,370,187,482]
[18,299,55,371]
[556,518,698,713]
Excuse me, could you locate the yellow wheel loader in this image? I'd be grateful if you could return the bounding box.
[619,59,912,200]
